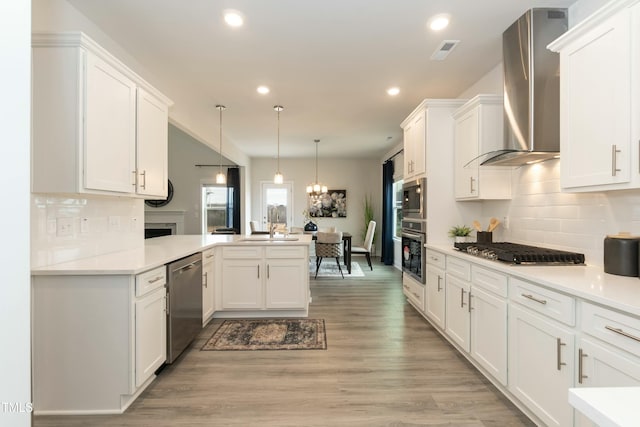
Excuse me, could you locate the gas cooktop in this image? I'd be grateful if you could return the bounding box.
[454,242,585,265]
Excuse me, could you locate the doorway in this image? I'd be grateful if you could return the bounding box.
[260,181,293,233]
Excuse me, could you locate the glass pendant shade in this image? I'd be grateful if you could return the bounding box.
[307,139,327,196]
[216,104,227,185]
[274,172,283,184]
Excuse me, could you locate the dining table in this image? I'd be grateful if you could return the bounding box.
[310,232,352,274]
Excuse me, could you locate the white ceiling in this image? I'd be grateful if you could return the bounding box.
[66,0,576,160]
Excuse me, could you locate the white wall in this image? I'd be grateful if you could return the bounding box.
[149,125,237,235]
[1,1,31,425]
[250,157,382,248]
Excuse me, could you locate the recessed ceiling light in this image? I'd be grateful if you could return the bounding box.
[257,86,270,95]
[224,9,244,27]
[428,14,450,31]
[387,87,400,96]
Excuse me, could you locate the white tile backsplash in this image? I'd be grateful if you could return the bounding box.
[31,194,144,267]
[482,159,640,267]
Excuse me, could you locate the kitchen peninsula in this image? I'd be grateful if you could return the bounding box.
[30,234,312,415]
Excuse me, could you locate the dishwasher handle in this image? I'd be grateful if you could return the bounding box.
[171,259,202,274]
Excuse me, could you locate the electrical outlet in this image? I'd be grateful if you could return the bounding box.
[80,218,89,234]
[108,216,120,231]
[130,216,138,231]
[503,216,510,230]
[56,217,74,237]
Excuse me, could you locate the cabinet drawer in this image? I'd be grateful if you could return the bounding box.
[202,248,215,263]
[266,246,306,259]
[510,278,575,326]
[403,276,425,311]
[582,302,640,356]
[426,249,446,269]
[472,265,507,298]
[223,246,262,259]
[446,256,471,281]
[135,265,166,297]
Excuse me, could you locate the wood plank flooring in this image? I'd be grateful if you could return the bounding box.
[34,261,534,427]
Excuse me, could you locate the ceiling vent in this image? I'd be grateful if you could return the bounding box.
[430,40,460,60]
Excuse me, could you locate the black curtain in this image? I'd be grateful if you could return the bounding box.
[380,160,394,265]
[226,167,241,233]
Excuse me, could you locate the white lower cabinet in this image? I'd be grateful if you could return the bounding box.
[508,303,575,427]
[134,286,166,388]
[425,264,446,329]
[220,245,309,312]
[202,248,215,323]
[445,273,471,351]
[402,275,425,312]
[470,286,507,386]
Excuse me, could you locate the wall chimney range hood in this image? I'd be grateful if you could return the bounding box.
[480,8,568,166]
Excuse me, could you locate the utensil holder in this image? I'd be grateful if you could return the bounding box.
[477,231,492,243]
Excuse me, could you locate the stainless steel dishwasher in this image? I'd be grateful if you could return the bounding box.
[166,252,203,363]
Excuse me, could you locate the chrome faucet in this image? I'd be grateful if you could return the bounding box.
[269,206,278,238]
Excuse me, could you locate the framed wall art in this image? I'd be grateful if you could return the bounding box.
[308,190,347,218]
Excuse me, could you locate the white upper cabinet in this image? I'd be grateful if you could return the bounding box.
[548,0,640,192]
[32,32,172,198]
[401,111,426,180]
[453,95,512,200]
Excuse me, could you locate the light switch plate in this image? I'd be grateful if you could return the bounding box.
[80,218,89,233]
[56,217,74,237]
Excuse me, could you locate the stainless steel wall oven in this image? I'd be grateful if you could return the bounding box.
[401,219,426,283]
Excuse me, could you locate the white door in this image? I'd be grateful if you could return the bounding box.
[265,259,307,309]
[445,274,471,352]
[136,88,168,197]
[261,182,293,232]
[425,265,446,329]
[135,287,166,387]
[470,286,507,386]
[221,259,263,309]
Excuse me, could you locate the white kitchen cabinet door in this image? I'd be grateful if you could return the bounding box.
[453,95,511,200]
[554,6,633,190]
[221,260,263,309]
[425,264,446,330]
[508,304,575,427]
[402,111,426,180]
[85,52,137,193]
[135,287,166,388]
[470,286,507,386]
[445,274,470,352]
[265,259,307,309]
[136,88,168,198]
[574,337,640,427]
[202,249,215,323]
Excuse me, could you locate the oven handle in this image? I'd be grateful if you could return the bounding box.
[402,231,425,241]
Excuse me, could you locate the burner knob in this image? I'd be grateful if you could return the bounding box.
[467,246,479,255]
[481,249,497,260]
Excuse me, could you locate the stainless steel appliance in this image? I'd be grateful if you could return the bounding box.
[454,242,584,265]
[402,219,426,283]
[402,178,426,219]
[166,252,203,363]
[480,8,568,166]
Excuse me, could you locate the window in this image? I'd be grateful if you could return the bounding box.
[393,180,403,238]
[202,184,230,233]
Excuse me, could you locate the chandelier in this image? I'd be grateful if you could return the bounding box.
[273,105,284,184]
[215,105,226,184]
[306,139,327,197]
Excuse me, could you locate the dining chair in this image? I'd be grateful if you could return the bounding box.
[315,231,344,278]
[351,220,376,270]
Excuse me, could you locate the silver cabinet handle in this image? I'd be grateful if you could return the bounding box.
[205,253,214,259]
[437,275,442,292]
[203,272,208,288]
[521,293,547,305]
[148,276,163,284]
[578,348,588,384]
[612,144,621,176]
[131,170,137,187]
[605,325,640,342]
[460,288,466,308]
[267,264,270,279]
[165,293,170,316]
[468,293,473,313]
[140,170,146,189]
[257,264,260,279]
[556,338,566,371]
[470,176,476,193]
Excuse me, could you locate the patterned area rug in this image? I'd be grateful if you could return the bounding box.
[202,319,327,351]
[309,260,365,277]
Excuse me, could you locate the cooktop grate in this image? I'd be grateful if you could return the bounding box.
[453,242,585,265]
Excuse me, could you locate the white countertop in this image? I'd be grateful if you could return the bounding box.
[32,234,313,276]
[426,244,640,317]
[569,387,640,427]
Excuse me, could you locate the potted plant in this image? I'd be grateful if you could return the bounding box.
[448,225,472,243]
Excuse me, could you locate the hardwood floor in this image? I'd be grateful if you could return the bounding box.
[34,261,533,427]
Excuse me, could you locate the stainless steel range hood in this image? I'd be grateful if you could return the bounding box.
[480,8,567,166]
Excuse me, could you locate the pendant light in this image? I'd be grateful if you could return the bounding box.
[215,105,226,184]
[306,139,327,196]
[273,105,284,184]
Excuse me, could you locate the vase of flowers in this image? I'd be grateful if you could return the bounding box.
[302,209,317,232]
